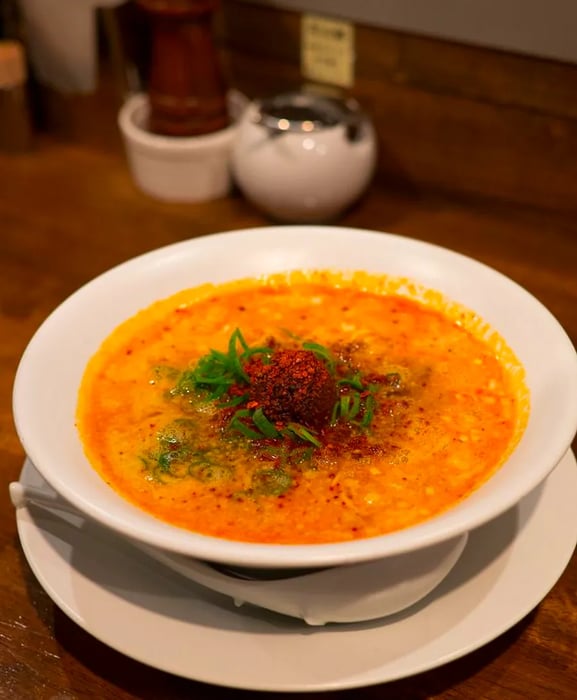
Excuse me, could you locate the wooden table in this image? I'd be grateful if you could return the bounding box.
[2,138,577,699]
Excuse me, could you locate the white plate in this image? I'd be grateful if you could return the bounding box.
[16,452,577,693]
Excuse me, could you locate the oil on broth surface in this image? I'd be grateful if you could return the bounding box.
[76,270,528,544]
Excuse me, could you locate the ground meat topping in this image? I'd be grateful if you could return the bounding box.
[245,349,337,430]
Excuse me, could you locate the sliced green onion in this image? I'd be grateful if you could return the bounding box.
[230,409,263,440]
[191,373,230,385]
[361,392,376,427]
[240,345,274,361]
[252,408,281,438]
[207,348,229,362]
[302,341,335,373]
[210,386,228,400]
[338,373,364,391]
[233,327,249,351]
[228,328,250,383]
[340,394,352,419]
[216,393,249,408]
[349,391,361,419]
[231,408,252,419]
[330,400,340,426]
[283,422,322,448]
[230,419,263,440]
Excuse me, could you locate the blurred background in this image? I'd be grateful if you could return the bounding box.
[2,0,577,214]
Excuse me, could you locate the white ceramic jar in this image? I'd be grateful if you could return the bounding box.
[118,93,238,203]
[231,92,377,223]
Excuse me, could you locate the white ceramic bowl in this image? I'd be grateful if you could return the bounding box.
[12,226,577,574]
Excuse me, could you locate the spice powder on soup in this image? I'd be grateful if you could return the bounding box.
[76,270,529,544]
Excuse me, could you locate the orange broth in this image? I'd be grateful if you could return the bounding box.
[76,270,529,544]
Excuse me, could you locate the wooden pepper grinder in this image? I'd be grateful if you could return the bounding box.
[0,40,33,152]
[136,0,229,137]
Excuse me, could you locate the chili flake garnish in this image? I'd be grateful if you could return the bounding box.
[170,328,383,450]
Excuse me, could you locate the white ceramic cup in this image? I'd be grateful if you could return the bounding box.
[118,92,238,203]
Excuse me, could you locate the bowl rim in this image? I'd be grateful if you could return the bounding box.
[12,225,577,568]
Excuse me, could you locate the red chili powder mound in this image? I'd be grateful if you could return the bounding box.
[245,349,337,430]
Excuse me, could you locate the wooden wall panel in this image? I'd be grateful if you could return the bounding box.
[218,1,577,213]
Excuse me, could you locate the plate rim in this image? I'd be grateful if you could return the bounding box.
[14,450,577,692]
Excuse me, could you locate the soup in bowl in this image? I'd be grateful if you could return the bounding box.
[12,226,577,572]
[76,269,526,547]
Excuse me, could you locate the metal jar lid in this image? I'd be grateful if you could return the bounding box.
[253,92,366,141]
